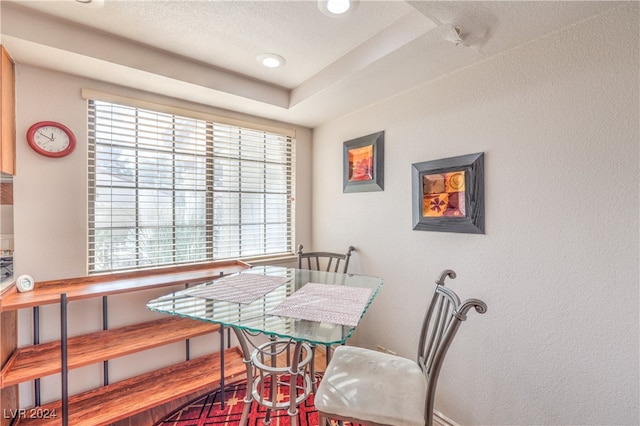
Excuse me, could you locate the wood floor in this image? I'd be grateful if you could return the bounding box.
[110,346,328,426]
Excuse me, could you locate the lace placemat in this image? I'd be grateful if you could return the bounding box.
[268,283,373,327]
[186,273,290,304]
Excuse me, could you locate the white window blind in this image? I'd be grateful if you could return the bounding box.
[88,99,294,273]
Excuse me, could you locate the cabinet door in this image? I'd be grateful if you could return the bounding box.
[0,46,16,175]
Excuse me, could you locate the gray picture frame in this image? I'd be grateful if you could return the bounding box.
[343,131,384,193]
[411,152,484,234]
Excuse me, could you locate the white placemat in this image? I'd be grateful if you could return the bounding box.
[186,273,290,304]
[268,283,373,327]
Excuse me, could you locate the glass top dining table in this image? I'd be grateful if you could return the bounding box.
[146,265,384,346]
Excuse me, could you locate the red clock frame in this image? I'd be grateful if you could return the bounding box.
[26,121,77,158]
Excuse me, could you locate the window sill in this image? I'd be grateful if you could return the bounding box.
[242,253,297,266]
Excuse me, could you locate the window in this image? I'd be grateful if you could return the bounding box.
[88,99,294,273]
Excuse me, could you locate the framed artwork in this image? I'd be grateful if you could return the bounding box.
[411,152,484,234]
[343,131,384,193]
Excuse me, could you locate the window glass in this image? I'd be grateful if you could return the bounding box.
[88,100,294,273]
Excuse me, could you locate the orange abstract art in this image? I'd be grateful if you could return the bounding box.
[348,144,374,182]
[411,152,483,233]
[422,171,466,217]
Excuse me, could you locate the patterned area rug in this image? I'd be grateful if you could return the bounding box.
[157,375,361,426]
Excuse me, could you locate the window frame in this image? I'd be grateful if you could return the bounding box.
[86,93,295,274]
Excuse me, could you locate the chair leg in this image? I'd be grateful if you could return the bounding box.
[318,414,342,426]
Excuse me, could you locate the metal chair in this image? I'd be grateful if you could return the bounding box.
[296,244,356,366]
[315,269,487,426]
[296,244,355,273]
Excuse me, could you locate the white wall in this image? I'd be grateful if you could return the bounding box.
[12,66,312,405]
[312,5,638,425]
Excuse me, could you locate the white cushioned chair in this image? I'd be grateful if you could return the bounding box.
[315,269,487,426]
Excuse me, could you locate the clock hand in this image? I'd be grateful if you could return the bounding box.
[38,132,54,141]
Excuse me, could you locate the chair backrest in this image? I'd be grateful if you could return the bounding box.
[296,244,355,273]
[417,269,487,426]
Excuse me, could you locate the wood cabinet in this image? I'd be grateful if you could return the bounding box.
[0,45,16,175]
[0,260,250,425]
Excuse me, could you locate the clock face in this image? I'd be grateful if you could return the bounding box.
[16,274,35,293]
[27,121,76,158]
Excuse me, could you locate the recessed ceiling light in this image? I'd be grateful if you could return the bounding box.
[75,0,105,7]
[318,0,358,17]
[257,53,286,69]
[328,0,349,14]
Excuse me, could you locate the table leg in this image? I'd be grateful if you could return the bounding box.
[219,326,225,409]
[233,332,313,426]
[264,336,278,425]
[287,340,306,426]
[310,344,318,393]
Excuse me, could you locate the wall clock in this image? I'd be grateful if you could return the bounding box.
[26,121,76,158]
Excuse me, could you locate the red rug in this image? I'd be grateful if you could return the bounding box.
[157,375,361,426]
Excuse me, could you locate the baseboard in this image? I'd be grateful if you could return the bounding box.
[434,410,460,426]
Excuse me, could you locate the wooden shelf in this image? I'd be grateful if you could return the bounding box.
[0,260,250,312]
[1,316,221,388]
[0,261,253,425]
[14,347,246,426]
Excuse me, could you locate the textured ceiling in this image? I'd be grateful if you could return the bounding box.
[0,1,624,128]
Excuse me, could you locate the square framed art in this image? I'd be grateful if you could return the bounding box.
[411,152,484,234]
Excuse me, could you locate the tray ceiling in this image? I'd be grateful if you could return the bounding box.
[0,1,624,128]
